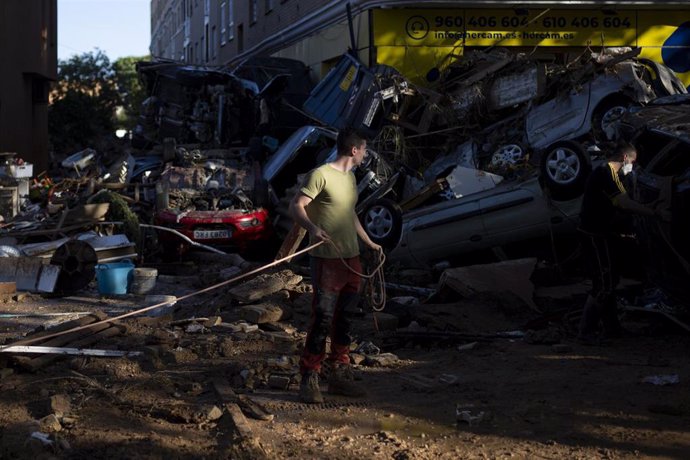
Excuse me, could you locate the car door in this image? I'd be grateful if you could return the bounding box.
[634,134,690,301]
[477,178,551,248]
[398,196,486,267]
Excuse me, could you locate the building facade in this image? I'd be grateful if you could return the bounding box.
[0,0,57,171]
[151,1,690,86]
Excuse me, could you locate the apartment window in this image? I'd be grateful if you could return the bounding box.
[238,23,244,52]
[265,0,273,13]
[250,0,257,24]
[32,76,50,104]
[220,2,226,45]
[228,0,235,40]
[211,26,217,59]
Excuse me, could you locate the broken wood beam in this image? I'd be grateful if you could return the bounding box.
[399,178,447,211]
[0,346,141,357]
[211,377,268,458]
[23,311,108,341]
[212,377,274,422]
[18,324,128,372]
[275,223,307,261]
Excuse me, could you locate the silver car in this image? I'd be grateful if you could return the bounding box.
[364,173,580,268]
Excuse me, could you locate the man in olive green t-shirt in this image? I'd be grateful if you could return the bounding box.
[290,128,382,404]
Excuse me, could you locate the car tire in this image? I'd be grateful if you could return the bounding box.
[591,96,635,141]
[362,198,403,249]
[540,140,591,201]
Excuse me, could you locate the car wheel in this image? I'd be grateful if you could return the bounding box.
[540,141,591,201]
[362,198,403,249]
[490,144,526,168]
[592,97,634,141]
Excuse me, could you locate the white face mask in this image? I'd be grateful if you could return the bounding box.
[621,163,633,175]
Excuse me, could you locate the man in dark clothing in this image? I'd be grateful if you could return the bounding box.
[578,142,667,343]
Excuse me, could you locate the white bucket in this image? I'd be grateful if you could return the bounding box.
[130,267,158,294]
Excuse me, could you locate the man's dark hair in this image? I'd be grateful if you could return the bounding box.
[604,140,636,160]
[336,128,367,155]
[614,141,637,160]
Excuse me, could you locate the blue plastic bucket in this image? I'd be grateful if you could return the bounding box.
[95,260,134,295]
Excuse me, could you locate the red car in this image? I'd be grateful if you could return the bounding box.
[155,207,273,255]
[151,163,275,257]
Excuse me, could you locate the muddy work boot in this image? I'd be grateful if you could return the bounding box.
[328,365,366,397]
[299,372,324,404]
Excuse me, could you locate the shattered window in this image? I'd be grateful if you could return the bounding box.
[211,25,217,59]
[202,34,206,62]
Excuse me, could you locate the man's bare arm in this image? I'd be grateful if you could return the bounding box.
[354,211,382,252]
[290,193,331,241]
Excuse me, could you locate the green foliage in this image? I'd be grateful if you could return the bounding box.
[88,190,141,250]
[113,55,150,130]
[48,49,149,156]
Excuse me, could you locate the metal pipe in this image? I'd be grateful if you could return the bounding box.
[347,2,358,58]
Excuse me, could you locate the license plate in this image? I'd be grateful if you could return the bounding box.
[193,229,230,239]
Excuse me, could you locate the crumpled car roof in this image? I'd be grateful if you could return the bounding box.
[619,100,690,144]
[136,61,240,88]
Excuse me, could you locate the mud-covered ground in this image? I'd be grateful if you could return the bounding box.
[1,256,689,460]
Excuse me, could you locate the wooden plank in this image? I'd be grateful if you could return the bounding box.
[212,378,256,442]
[20,324,127,372]
[399,178,447,211]
[212,377,274,422]
[2,222,111,238]
[22,312,108,342]
[1,345,141,357]
[224,403,254,439]
[274,223,307,261]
